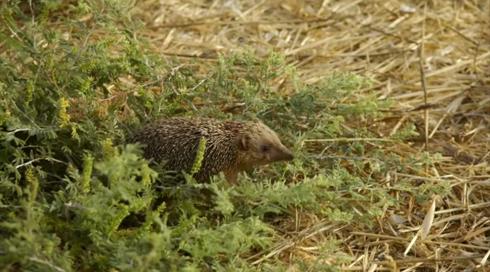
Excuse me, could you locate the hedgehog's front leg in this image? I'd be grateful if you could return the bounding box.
[224,169,238,184]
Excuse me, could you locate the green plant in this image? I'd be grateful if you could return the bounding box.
[0,1,450,271]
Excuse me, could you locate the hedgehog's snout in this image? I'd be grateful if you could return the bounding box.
[282,148,294,161]
[268,143,293,162]
[277,146,294,161]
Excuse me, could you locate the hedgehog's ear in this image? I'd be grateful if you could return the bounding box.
[238,134,250,151]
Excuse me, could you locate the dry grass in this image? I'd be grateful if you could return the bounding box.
[133,0,489,270]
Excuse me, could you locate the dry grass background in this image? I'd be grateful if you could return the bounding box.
[132,0,489,271]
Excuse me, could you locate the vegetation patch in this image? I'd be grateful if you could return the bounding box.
[1,1,488,271]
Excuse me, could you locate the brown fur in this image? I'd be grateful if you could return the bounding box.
[129,117,293,184]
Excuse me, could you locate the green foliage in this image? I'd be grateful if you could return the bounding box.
[190,137,207,176]
[0,1,449,271]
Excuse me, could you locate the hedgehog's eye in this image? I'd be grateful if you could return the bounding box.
[260,144,270,153]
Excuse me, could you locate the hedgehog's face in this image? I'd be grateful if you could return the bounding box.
[238,121,294,167]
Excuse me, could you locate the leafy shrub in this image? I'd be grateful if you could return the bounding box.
[0,1,449,271]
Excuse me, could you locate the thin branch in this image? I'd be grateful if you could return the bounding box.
[418,3,429,152]
[15,157,66,169]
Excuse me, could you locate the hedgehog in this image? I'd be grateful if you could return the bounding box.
[129,117,294,184]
